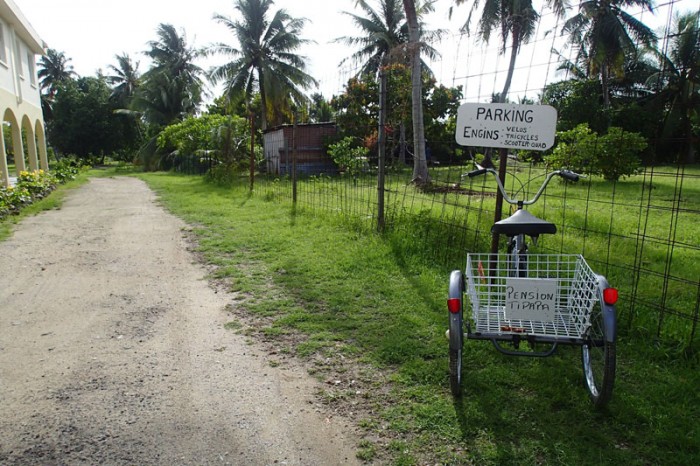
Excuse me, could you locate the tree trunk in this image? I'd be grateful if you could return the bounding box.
[403,0,428,184]
[257,67,268,131]
[399,121,407,165]
[489,31,520,255]
[601,63,611,109]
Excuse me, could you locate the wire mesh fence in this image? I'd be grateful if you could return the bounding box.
[255,122,699,352]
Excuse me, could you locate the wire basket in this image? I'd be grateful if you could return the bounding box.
[465,254,599,339]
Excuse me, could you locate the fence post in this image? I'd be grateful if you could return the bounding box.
[377,62,387,232]
[250,112,255,192]
[292,115,297,205]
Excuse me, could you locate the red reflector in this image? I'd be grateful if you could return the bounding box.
[603,288,618,305]
[448,298,461,313]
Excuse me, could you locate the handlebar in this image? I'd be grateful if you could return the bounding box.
[463,168,581,206]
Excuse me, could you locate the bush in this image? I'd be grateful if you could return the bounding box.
[548,123,646,181]
[1,161,88,220]
[327,137,369,179]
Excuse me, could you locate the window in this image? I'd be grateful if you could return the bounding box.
[15,39,23,78]
[0,24,7,64]
[27,51,35,86]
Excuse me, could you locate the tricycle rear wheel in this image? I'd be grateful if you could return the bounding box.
[581,288,616,408]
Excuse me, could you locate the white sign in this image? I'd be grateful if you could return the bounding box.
[455,103,557,151]
[504,278,557,322]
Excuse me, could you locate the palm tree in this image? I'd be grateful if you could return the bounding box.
[646,11,699,164]
[141,23,204,117]
[455,0,567,103]
[106,53,140,105]
[453,0,567,252]
[336,0,441,76]
[562,0,657,108]
[337,0,441,181]
[37,48,78,119]
[207,0,317,130]
[403,0,429,183]
[38,48,77,98]
[129,24,204,170]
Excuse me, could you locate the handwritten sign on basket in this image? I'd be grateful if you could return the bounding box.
[505,278,557,322]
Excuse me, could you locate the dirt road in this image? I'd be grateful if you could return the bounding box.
[0,177,360,465]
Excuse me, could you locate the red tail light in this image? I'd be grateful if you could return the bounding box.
[603,288,618,305]
[448,298,461,313]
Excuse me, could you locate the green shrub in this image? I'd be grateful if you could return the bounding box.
[548,123,646,181]
[1,161,87,220]
[327,137,369,178]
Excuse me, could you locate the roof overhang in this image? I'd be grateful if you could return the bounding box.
[0,0,46,55]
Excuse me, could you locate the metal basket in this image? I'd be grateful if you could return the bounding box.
[465,254,599,339]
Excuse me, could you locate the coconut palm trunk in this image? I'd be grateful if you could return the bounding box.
[403,0,429,184]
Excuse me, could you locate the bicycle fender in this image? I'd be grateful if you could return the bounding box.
[596,275,617,343]
[448,270,464,351]
[448,270,463,300]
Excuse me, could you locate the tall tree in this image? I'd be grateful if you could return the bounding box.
[140,23,204,119]
[453,0,566,253]
[48,77,134,161]
[106,53,140,106]
[336,0,441,168]
[37,49,77,98]
[207,0,317,130]
[403,0,429,182]
[646,11,700,164]
[337,0,441,75]
[562,0,657,108]
[37,48,78,120]
[129,24,204,169]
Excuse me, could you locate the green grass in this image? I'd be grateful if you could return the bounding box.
[129,171,698,465]
[283,163,700,350]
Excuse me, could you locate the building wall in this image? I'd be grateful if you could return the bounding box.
[0,0,47,187]
[263,123,337,176]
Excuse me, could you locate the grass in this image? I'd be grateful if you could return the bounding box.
[125,170,698,465]
[279,163,700,350]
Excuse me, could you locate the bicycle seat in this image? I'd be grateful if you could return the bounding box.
[491,209,557,237]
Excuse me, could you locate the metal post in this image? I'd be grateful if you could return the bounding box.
[249,112,255,192]
[292,115,297,204]
[377,64,387,232]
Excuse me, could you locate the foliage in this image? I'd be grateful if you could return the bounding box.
[207,0,317,129]
[308,93,335,123]
[327,137,370,178]
[47,77,139,160]
[332,69,462,163]
[157,114,259,183]
[138,171,699,466]
[0,170,53,218]
[548,123,646,180]
[541,79,607,133]
[645,11,700,164]
[334,0,442,76]
[332,76,379,142]
[105,53,141,107]
[561,0,657,107]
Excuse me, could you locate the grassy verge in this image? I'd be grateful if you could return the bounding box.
[130,171,697,465]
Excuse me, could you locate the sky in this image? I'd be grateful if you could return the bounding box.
[13,0,696,103]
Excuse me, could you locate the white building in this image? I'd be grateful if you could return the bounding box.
[0,0,47,187]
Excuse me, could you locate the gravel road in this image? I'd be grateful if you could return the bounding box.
[0,177,360,465]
